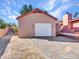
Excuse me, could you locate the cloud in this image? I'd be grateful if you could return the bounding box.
[5,0,11,5]
[11,0,16,6]
[4,6,12,15]
[12,10,20,16]
[7,15,17,19]
[75,3,79,6]
[49,3,73,18]
[0,3,12,16]
[1,3,11,11]
[0,9,7,15]
[1,3,8,9]
[44,0,57,11]
[7,10,20,19]
[0,7,2,9]
[6,10,20,19]
[0,2,19,20]
[39,0,57,11]
[5,0,16,6]
[6,6,11,11]
[61,0,72,3]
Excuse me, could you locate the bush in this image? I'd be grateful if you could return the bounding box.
[12,26,18,33]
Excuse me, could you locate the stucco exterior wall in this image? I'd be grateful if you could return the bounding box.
[18,13,56,37]
[0,27,9,38]
[63,13,72,27]
[73,22,79,28]
[63,14,69,26]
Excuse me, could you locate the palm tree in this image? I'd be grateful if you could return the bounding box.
[19,4,33,15]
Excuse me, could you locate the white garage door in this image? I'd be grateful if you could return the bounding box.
[35,23,52,36]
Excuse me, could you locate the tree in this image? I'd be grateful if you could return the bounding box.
[0,18,6,29]
[19,4,33,15]
[0,17,18,33]
[45,10,48,13]
[5,23,18,33]
[29,4,33,11]
[74,12,79,17]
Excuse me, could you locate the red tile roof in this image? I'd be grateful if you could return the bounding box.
[16,8,57,20]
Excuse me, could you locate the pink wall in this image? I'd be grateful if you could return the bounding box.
[18,13,57,37]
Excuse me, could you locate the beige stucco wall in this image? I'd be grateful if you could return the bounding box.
[63,13,72,26]
[63,14,69,26]
[18,13,56,37]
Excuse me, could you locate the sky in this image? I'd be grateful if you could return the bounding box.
[0,0,79,25]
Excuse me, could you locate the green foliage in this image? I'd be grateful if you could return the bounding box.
[29,4,33,11]
[74,12,79,17]
[6,23,16,27]
[0,18,18,33]
[0,18,7,29]
[12,26,18,33]
[6,23,18,33]
[0,17,18,34]
[19,4,33,15]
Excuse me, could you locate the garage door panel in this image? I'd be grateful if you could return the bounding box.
[35,23,52,36]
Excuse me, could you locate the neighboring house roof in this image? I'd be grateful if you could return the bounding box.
[16,8,57,20]
[70,18,79,22]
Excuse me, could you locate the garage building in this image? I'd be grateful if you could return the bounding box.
[16,8,57,37]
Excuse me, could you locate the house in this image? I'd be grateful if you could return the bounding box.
[69,18,79,31]
[16,8,57,37]
[61,12,79,33]
[59,12,79,39]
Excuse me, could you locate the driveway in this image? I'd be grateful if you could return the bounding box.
[34,36,79,42]
[0,33,13,58]
[54,36,79,42]
[1,36,79,59]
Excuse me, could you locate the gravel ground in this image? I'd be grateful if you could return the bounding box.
[1,36,79,59]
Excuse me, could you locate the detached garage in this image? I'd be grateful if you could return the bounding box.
[16,8,57,37]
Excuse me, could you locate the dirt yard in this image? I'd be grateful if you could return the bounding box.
[1,36,79,59]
